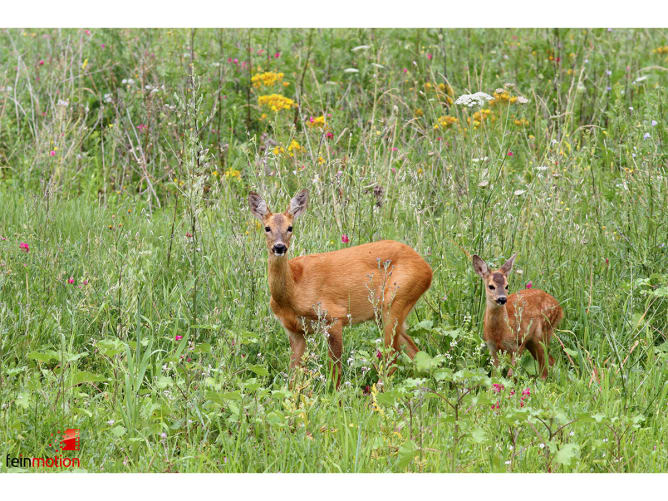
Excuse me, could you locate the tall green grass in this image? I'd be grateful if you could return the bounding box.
[0,28,666,472]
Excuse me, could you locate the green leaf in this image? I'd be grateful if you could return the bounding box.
[554,443,580,467]
[414,351,439,373]
[248,364,269,377]
[471,427,487,443]
[71,370,107,386]
[156,376,172,389]
[27,350,60,363]
[110,425,127,438]
[193,343,212,354]
[396,440,418,469]
[266,411,286,427]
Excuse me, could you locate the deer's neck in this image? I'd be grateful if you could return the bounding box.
[267,256,295,305]
[484,301,512,338]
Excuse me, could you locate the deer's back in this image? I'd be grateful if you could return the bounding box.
[507,288,563,330]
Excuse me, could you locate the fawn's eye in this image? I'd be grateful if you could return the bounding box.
[264,226,270,232]
[505,285,509,290]
[488,285,495,290]
[287,226,293,232]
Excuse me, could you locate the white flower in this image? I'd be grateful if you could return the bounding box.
[605,70,612,76]
[536,165,549,171]
[651,120,657,126]
[516,96,529,104]
[103,93,113,103]
[57,99,69,107]
[505,460,511,465]
[160,432,167,439]
[107,419,115,425]
[514,189,526,196]
[643,133,651,139]
[472,157,489,162]
[455,92,493,108]
[121,78,135,86]
[539,443,545,449]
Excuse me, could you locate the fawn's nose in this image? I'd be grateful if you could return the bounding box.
[272,243,287,255]
[496,296,507,305]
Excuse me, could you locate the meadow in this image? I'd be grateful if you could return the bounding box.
[0,28,666,473]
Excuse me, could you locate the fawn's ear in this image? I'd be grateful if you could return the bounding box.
[500,253,517,275]
[472,255,489,278]
[248,192,269,221]
[287,189,309,219]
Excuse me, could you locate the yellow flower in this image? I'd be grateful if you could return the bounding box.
[82,58,88,71]
[224,168,241,180]
[212,170,218,176]
[287,140,304,154]
[434,115,458,130]
[272,146,286,155]
[317,156,325,165]
[306,115,326,128]
[258,94,296,112]
[415,108,424,117]
[251,71,285,88]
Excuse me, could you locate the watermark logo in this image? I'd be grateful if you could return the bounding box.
[6,428,81,469]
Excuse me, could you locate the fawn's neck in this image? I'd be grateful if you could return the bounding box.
[484,301,512,337]
[267,255,295,305]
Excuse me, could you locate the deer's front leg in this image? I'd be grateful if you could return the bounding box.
[287,329,306,369]
[326,320,343,390]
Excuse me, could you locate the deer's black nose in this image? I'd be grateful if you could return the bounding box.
[272,243,287,255]
[496,297,507,305]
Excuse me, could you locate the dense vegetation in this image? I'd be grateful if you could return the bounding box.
[0,28,666,472]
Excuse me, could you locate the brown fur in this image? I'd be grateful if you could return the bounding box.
[473,254,563,379]
[249,190,432,388]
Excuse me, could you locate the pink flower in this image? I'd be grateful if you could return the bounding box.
[49,150,56,156]
[427,53,433,60]
[227,57,233,63]
[233,58,238,64]
[326,131,333,140]
[522,388,531,397]
[67,277,75,284]
[376,349,382,360]
[526,281,532,289]
[137,124,148,132]
[492,383,504,393]
[605,258,609,265]
[402,68,408,73]
[19,242,29,252]
[391,167,396,174]
[38,59,44,66]
[391,147,398,152]
[185,232,193,238]
[85,30,91,36]
[101,44,106,49]
[83,279,88,285]
[341,234,350,244]
[507,151,513,157]
[274,52,280,59]
[509,390,515,396]
[309,116,314,123]
[0,235,6,241]
[175,335,183,341]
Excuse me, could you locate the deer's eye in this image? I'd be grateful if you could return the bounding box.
[264,226,270,232]
[488,285,495,290]
[505,285,509,290]
[287,226,293,232]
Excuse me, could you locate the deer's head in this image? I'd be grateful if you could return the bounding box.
[248,189,308,257]
[472,254,517,306]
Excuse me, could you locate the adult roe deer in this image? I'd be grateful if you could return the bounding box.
[249,189,432,388]
[472,254,563,379]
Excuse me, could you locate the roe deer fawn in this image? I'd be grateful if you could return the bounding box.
[249,189,432,388]
[472,254,563,379]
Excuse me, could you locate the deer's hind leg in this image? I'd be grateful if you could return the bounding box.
[326,320,343,389]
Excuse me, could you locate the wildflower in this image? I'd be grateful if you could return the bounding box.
[522,388,531,396]
[492,383,504,393]
[224,168,241,179]
[526,281,533,289]
[38,59,44,66]
[376,349,382,360]
[175,335,183,341]
[434,115,458,130]
[107,420,115,426]
[539,443,545,449]
[101,44,106,49]
[49,150,56,156]
[427,53,433,60]
[274,52,280,58]
[67,277,75,284]
[287,140,304,155]
[643,133,651,139]
[251,71,285,88]
[402,68,408,73]
[326,131,334,140]
[19,242,29,252]
[83,280,88,285]
[137,124,148,132]
[454,91,494,109]
[185,232,193,238]
[85,29,91,36]
[341,234,350,244]
[651,120,657,126]
[257,94,296,112]
[605,69,612,76]
[160,432,167,439]
[306,115,326,128]
[507,151,513,156]
[391,147,398,152]
[317,156,325,165]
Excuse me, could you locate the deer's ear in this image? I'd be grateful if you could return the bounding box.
[472,255,489,278]
[248,191,269,221]
[500,253,517,275]
[287,189,308,218]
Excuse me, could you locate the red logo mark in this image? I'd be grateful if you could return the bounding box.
[48,429,80,452]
